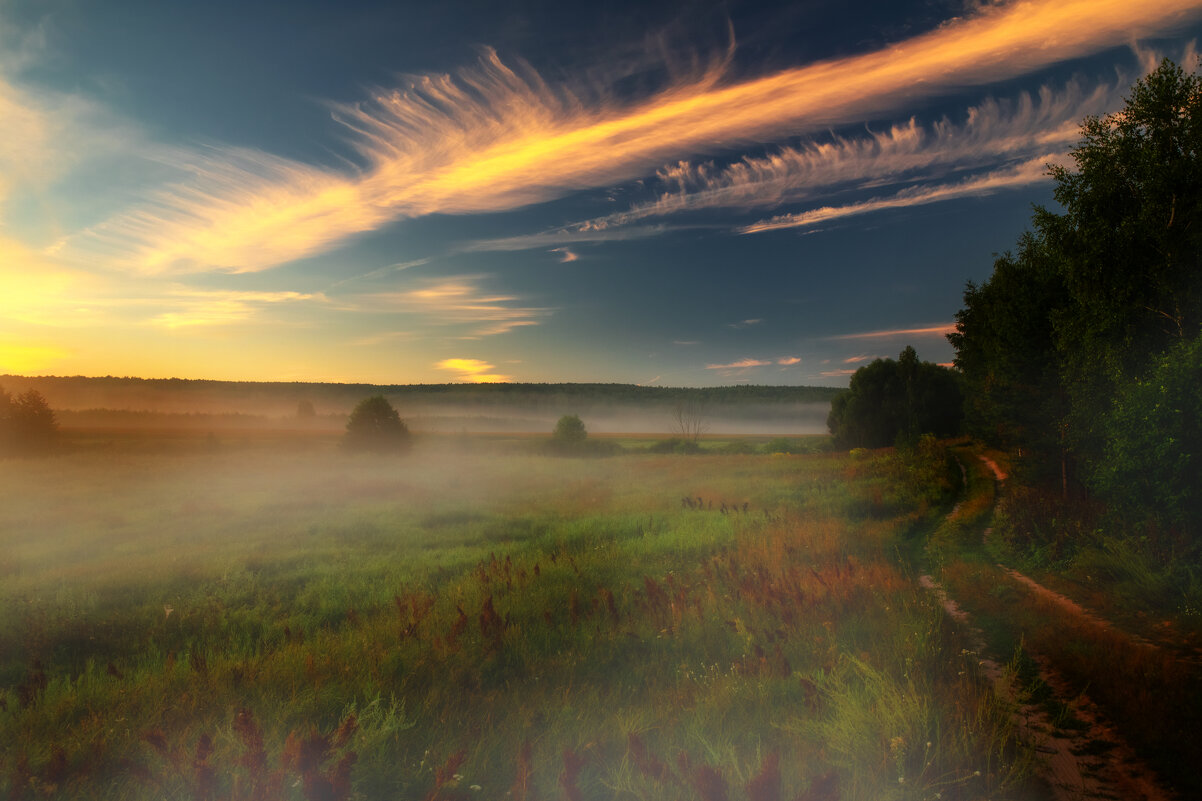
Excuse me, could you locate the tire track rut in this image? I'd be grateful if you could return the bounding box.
[921,455,1177,801]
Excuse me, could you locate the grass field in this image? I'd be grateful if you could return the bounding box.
[0,433,1039,800]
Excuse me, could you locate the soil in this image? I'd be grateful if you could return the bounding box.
[922,456,1178,801]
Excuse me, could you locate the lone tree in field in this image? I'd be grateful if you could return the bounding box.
[671,398,709,441]
[0,386,58,455]
[553,414,587,445]
[343,395,410,452]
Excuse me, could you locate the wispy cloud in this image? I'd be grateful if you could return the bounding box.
[727,318,763,329]
[706,358,772,370]
[739,155,1062,233]
[827,324,956,341]
[560,75,1118,233]
[148,289,316,329]
[61,0,1202,274]
[337,275,550,339]
[777,356,801,366]
[551,247,579,263]
[435,357,513,383]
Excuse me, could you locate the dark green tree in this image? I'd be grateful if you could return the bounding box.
[1093,331,1202,540]
[952,59,1202,507]
[1036,59,1202,464]
[342,396,410,452]
[948,232,1071,486]
[827,348,962,449]
[553,414,587,444]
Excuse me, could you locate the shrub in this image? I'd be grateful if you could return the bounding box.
[649,437,701,454]
[342,396,411,453]
[0,387,58,455]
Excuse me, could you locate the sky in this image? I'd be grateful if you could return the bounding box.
[2,0,1201,387]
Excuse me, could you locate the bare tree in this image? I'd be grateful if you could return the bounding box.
[671,398,709,441]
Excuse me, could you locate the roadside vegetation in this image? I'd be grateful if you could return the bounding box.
[947,59,1202,623]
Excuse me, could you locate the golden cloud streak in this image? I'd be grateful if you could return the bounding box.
[72,0,1202,274]
[739,156,1061,233]
[342,276,549,338]
[828,324,956,341]
[435,357,513,383]
[705,358,772,370]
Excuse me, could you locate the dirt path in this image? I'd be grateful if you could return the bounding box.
[922,455,1177,801]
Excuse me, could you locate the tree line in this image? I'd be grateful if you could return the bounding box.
[829,59,1201,544]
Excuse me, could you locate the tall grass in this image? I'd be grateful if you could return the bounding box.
[0,438,1036,799]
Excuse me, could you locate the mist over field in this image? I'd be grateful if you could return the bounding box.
[2,375,836,436]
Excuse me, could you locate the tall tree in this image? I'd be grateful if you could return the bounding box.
[950,59,1202,518]
[827,348,962,449]
[1036,59,1202,461]
[948,232,1071,486]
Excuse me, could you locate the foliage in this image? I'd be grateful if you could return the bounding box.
[1094,331,1202,541]
[552,413,587,443]
[546,415,620,456]
[950,59,1202,541]
[0,385,58,455]
[827,347,963,449]
[649,437,702,454]
[948,234,1070,484]
[342,395,411,452]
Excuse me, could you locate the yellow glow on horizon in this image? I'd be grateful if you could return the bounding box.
[435,358,514,383]
[0,342,71,374]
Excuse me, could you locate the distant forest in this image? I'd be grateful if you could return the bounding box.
[0,374,839,434]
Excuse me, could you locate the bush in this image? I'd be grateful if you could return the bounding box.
[649,437,701,454]
[761,437,809,455]
[545,415,618,456]
[342,396,411,453]
[0,386,58,455]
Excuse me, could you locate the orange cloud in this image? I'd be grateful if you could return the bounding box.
[435,357,512,383]
[341,275,549,338]
[555,75,1119,234]
[67,0,1202,274]
[706,358,771,370]
[777,356,801,366]
[828,325,956,340]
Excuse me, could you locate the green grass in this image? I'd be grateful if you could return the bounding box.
[0,435,1038,800]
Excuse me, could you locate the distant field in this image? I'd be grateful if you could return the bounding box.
[0,434,1038,800]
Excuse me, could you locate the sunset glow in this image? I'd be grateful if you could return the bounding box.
[2,0,1200,384]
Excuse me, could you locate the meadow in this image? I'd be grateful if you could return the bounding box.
[0,433,1040,800]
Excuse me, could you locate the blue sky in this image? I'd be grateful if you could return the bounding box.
[3,0,1201,385]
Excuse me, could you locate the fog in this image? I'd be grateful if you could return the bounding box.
[406,401,831,435]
